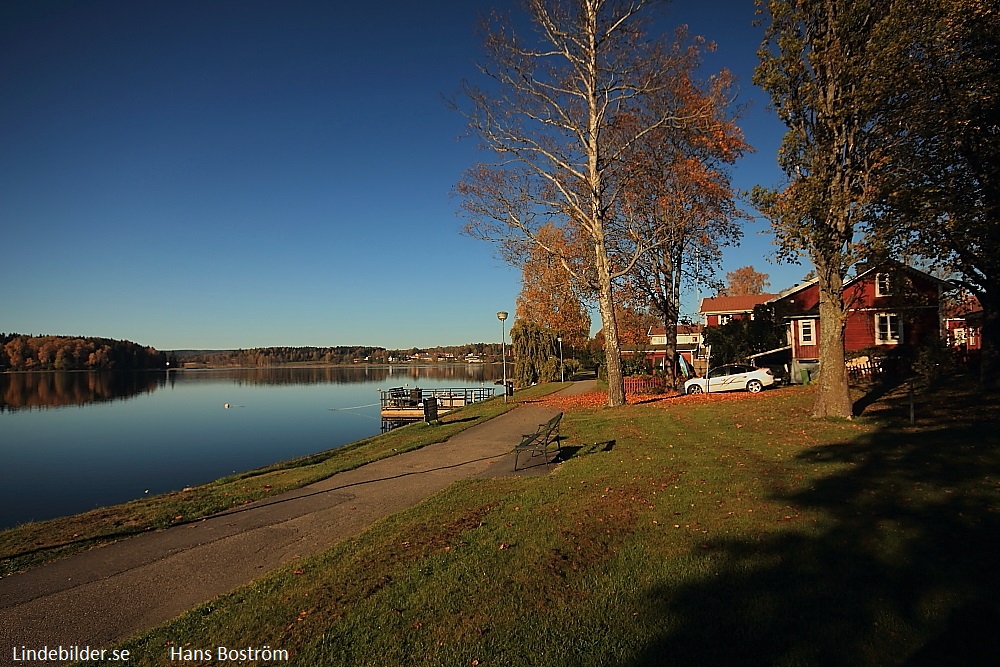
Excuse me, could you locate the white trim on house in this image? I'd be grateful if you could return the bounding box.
[798,319,816,346]
[875,272,893,297]
[875,312,903,345]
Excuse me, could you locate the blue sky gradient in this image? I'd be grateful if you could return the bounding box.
[2,1,803,350]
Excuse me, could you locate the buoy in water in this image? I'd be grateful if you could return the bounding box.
[224,403,230,409]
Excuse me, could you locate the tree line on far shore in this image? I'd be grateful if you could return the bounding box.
[1,336,512,372]
[1,334,167,371]
[176,343,506,367]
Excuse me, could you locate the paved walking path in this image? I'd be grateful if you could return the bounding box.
[0,381,595,664]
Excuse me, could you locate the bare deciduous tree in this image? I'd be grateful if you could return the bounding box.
[455,0,734,406]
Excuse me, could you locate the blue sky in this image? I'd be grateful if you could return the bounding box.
[1,0,804,351]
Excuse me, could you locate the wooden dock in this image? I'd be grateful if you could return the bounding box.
[379,386,496,425]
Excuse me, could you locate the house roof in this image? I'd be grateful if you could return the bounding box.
[851,260,952,289]
[769,261,953,307]
[747,345,792,360]
[943,292,981,318]
[647,324,704,337]
[766,278,819,304]
[699,294,777,315]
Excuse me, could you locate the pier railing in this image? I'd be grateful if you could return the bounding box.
[379,386,497,432]
[379,386,496,412]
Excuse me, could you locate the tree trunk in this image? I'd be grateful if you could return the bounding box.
[814,269,854,418]
[596,255,626,407]
[660,252,681,389]
[979,293,999,391]
[661,314,678,389]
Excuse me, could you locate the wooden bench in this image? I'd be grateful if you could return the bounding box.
[514,412,563,471]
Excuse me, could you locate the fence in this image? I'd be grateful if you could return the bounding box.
[379,386,496,412]
[847,359,882,381]
[624,376,667,395]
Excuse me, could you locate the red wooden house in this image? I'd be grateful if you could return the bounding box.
[945,315,982,351]
[646,324,704,367]
[699,294,778,327]
[942,293,982,353]
[770,262,949,380]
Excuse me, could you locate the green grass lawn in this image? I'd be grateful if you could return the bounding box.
[61,378,1000,665]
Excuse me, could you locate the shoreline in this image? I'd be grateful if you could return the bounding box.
[0,385,562,575]
[1,360,505,374]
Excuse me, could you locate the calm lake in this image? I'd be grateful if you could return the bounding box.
[0,365,504,529]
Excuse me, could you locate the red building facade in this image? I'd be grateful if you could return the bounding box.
[774,264,948,368]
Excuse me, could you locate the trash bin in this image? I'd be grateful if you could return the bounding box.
[505,381,514,397]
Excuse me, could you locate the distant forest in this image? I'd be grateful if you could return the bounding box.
[0,335,506,372]
[177,342,504,367]
[178,346,388,367]
[1,334,167,371]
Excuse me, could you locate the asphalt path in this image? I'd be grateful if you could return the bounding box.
[0,381,595,665]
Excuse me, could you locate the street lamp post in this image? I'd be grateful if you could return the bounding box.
[497,311,508,402]
[557,335,564,382]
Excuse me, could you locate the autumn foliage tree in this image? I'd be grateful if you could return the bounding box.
[456,0,740,407]
[0,334,166,371]
[514,224,591,350]
[721,266,771,296]
[617,29,750,388]
[870,0,1000,388]
[752,0,891,418]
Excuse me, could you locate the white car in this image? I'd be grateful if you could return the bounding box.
[684,364,775,394]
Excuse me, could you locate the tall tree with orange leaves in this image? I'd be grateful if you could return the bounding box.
[515,224,591,350]
[618,34,750,388]
[721,266,771,296]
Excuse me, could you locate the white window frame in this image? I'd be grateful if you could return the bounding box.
[875,272,893,297]
[718,314,732,326]
[875,313,903,345]
[798,319,816,346]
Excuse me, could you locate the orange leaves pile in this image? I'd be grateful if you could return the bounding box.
[533,392,614,411]
[535,389,766,412]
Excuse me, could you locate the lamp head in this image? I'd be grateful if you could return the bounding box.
[497,311,508,322]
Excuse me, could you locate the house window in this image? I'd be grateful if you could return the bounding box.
[875,313,902,345]
[798,319,816,346]
[718,314,732,325]
[875,272,892,297]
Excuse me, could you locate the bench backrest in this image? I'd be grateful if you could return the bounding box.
[544,412,563,432]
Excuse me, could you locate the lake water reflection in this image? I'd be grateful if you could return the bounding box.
[0,365,503,529]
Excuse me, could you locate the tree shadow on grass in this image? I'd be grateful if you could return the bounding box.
[852,375,910,417]
[629,382,1000,666]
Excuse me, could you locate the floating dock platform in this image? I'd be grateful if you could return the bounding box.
[379,386,496,427]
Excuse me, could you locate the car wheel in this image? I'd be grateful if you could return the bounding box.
[687,385,704,395]
[746,380,763,393]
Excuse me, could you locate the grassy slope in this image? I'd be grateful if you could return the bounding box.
[67,379,1000,665]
